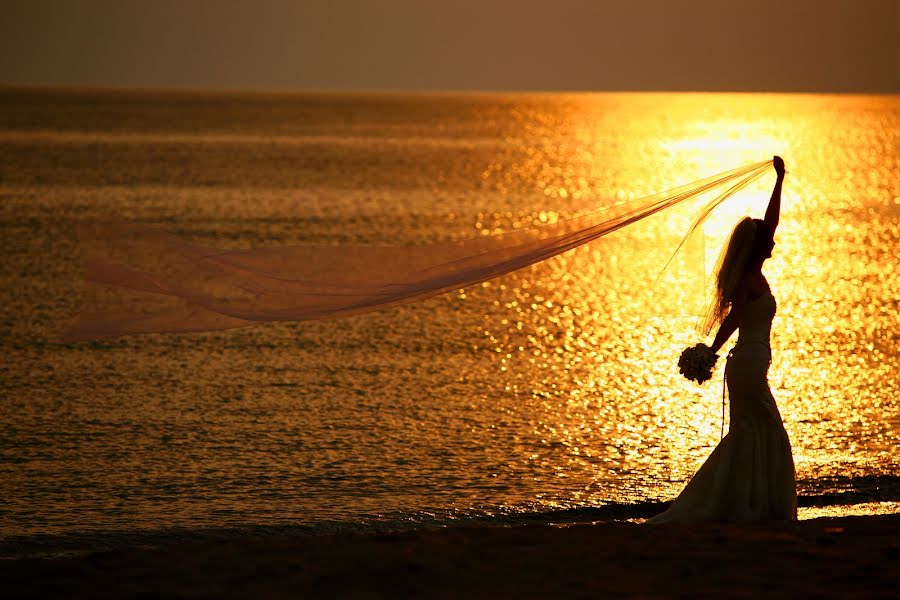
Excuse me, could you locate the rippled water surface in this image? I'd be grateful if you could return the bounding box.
[1,89,898,541]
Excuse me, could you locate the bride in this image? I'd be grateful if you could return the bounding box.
[649,156,797,523]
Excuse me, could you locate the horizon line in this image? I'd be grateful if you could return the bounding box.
[3,82,899,97]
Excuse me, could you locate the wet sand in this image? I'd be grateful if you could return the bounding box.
[2,514,898,598]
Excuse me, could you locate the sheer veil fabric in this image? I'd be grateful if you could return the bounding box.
[62,160,773,341]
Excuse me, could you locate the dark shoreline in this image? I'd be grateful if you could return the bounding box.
[5,489,895,561]
[0,488,900,561]
[2,513,898,599]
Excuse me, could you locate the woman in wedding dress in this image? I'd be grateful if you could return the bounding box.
[649,156,797,523]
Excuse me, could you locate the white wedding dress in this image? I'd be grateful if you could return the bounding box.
[649,290,797,523]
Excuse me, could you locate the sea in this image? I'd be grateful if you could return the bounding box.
[1,88,898,558]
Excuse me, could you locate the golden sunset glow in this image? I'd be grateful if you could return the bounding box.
[458,93,899,505]
[2,89,897,552]
[2,0,899,592]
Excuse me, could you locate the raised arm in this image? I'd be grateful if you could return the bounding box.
[765,156,785,234]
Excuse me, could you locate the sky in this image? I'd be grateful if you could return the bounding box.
[2,0,898,93]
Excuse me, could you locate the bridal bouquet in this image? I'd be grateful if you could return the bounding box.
[678,343,718,384]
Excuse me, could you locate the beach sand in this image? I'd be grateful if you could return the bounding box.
[3,514,898,598]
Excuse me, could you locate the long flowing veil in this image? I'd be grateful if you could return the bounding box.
[62,160,773,341]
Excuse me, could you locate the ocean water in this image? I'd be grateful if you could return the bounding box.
[1,88,898,556]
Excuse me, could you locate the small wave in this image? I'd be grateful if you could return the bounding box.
[3,483,898,560]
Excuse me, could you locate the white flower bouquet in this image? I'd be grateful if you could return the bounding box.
[678,343,718,384]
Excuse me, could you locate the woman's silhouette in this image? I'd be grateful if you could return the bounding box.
[649,156,797,523]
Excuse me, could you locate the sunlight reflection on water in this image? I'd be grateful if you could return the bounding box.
[799,502,900,520]
[1,90,897,536]
[467,94,899,504]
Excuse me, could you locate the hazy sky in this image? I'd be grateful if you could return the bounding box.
[2,0,898,93]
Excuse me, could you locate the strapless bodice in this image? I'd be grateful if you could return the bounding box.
[734,291,776,348]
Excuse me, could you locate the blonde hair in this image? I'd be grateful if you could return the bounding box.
[699,217,758,335]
